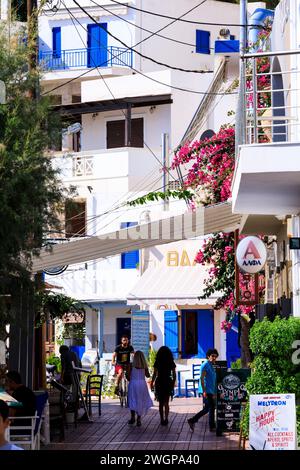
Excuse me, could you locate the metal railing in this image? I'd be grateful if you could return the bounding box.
[239,49,300,145]
[39,46,133,70]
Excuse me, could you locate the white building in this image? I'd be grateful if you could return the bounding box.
[1,1,268,362]
[232,0,300,318]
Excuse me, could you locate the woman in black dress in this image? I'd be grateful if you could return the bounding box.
[150,346,176,425]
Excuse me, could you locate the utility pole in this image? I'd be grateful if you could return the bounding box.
[162,133,169,211]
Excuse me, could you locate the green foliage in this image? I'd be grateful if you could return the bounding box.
[148,348,157,374]
[46,353,61,373]
[58,323,86,344]
[127,189,194,207]
[230,358,242,369]
[241,317,300,441]
[35,291,85,326]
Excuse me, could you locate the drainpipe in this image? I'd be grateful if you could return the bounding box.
[248,8,274,51]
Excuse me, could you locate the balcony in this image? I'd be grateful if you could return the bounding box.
[39,46,133,71]
[232,49,300,216]
[52,147,160,191]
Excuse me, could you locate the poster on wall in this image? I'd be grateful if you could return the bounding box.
[216,369,250,435]
[249,394,297,450]
[131,310,150,358]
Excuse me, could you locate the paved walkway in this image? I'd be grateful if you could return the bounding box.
[46,397,242,451]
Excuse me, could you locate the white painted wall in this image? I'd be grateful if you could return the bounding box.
[102,306,130,353]
[85,306,98,349]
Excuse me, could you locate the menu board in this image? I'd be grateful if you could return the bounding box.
[216,368,250,435]
[131,310,150,358]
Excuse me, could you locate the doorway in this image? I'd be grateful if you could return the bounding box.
[116,317,131,345]
[181,309,214,358]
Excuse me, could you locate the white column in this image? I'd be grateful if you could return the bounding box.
[292,215,300,316]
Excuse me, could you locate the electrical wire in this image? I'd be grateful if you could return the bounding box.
[89,0,199,48]
[66,5,177,185]
[73,0,213,74]
[108,0,250,27]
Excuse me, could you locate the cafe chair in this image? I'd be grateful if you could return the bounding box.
[85,374,103,417]
[184,363,203,398]
[8,390,48,451]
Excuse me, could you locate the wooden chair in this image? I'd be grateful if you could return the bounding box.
[85,374,103,417]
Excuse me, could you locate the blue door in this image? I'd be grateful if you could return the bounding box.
[87,23,108,67]
[226,314,240,367]
[52,27,61,59]
[116,318,131,345]
[164,310,178,358]
[197,309,214,358]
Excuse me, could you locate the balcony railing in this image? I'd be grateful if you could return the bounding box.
[237,49,300,146]
[39,46,133,70]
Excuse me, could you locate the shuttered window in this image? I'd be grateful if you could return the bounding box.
[120,222,139,269]
[65,200,86,237]
[106,118,144,148]
[196,30,210,54]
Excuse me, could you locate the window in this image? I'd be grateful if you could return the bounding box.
[52,27,61,59]
[106,118,144,148]
[65,200,86,237]
[120,222,139,269]
[196,30,210,54]
[72,95,81,104]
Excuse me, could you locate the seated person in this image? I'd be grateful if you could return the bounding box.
[0,400,23,450]
[6,371,36,432]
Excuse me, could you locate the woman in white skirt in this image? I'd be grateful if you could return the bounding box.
[127,350,153,427]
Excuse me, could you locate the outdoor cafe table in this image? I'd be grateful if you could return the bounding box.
[0,389,22,408]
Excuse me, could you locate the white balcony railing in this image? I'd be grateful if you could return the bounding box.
[238,49,300,146]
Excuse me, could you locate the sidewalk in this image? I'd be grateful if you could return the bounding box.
[45,397,242,451]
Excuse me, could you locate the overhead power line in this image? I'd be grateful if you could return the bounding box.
[108,0,248,27]
[72,0,213,74]
[89,0,203,48]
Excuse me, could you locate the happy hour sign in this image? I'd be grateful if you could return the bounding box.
[249,394,297,450]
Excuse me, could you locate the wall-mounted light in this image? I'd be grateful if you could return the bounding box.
[92,113,98,119]
[149,106,156,114]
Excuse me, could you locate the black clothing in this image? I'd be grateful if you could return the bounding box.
[189,393,216,429]
[11,385,37,432]
[12,386,36,418]
[61,349,81,386]
[114,344,134,365]
[153,360,176,402]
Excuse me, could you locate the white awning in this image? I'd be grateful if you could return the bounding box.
[127,266,220,307]
[32,202,241,272]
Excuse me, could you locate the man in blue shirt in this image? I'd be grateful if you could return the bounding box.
[187,348,219,432]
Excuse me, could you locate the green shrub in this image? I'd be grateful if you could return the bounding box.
[241,316,300,443]
[148,348,157,375]
[230,358,242,369]
[46,353,61,373]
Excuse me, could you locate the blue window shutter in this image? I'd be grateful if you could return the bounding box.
[120,222,139,269]
[196,30,210,54]
[52,27,61,58]
[164,310,178,358]
[197,309,214,357]
[226,314,240,367]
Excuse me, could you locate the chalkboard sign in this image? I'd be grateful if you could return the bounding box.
[216,368,250,436]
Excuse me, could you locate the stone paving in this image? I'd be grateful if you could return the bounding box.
[45,397,244,451]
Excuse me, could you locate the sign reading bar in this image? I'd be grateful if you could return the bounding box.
[216,368,250,436]
[249,394,297,450]
[236,236,267,274]
[131,310,150,358]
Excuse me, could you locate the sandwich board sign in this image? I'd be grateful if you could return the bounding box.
[249,394,297,450]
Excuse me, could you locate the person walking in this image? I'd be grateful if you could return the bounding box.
[127,350,153,427]
[150,346,176,426]
[187,348,219,432]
